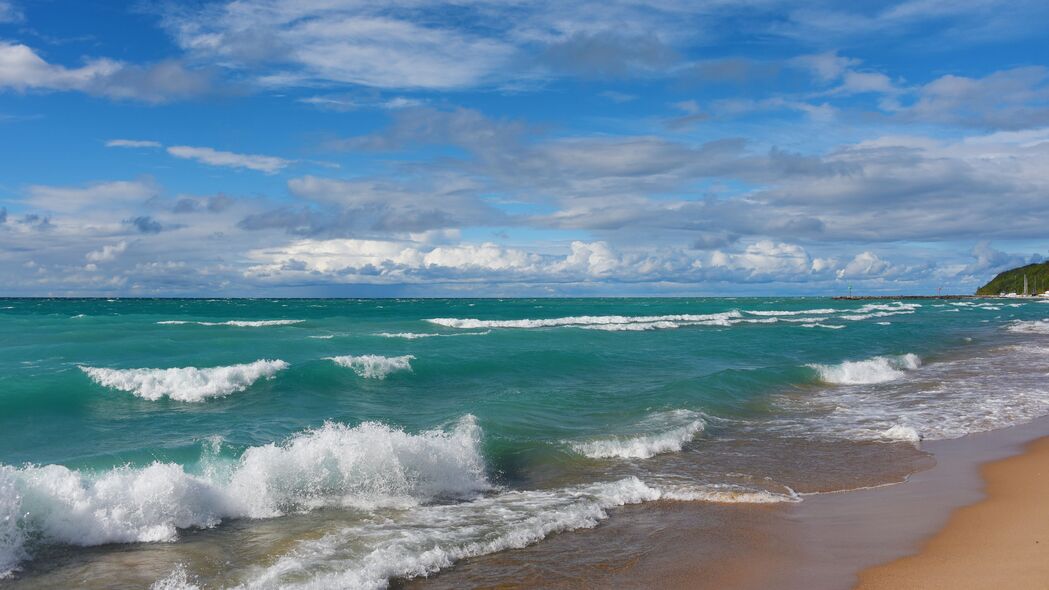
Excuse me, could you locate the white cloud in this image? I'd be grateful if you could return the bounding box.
[0,42,209,103]
[25,179,160,214]
[86,241,128,263]
[106,139,162,148]
[166,145,292,173]
[791,51,859,82]
[166,7,515,90]
[0,1,23,23]
[246,237,857,286]
[837,252,892,279]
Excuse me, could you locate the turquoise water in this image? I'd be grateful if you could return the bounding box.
[2,297,1048,588]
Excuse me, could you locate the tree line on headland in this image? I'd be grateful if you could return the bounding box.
[976,262,1049,296]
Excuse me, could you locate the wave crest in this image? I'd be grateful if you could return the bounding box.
[80,360,288,402]
[327,354,414,379]
[809,353,921,385]
[0,417,487,578]
[231,476,796,590]
[426,312,741,331]
[570,410,705,459]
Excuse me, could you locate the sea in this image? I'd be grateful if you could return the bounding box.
[2,297,1049,589]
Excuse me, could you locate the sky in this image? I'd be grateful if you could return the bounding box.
[1,1,1048,296]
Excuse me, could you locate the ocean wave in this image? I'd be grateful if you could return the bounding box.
[745,308,837,317]
[328,354,414,379]
[80,360,288,402]
[880,424,922,443]
[1007,320,1049,334]
[809,353,921,385]
[375,331,491,339]
[0,417,487,579]
[800,323,846,329]
[156,320,304,327]
[775,343,1049,443]
[424,302,921,332]
[569,410,706,459]
[228,476,796,590]
[579,321,680,331]
[426,311,742,331]
[838,302,921,322]
[656,483,800,504]
[151,564,199,590]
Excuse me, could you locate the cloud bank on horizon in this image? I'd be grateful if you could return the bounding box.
[1,0,1048,296]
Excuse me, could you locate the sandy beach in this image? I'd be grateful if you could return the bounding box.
[856,435,1049,589]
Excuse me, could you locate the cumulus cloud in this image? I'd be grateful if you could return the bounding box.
[246,237,855,286]
[0,42,210,102]
[86,240,128,263]
[963,241,1042,275]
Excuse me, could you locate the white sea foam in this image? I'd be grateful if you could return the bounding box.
[745,308,836,317]
[231,476,796,590]
[775,343,1049,443]
[0,417,487,578]
[307,335,335,339]
[426,311,742,331]
[376,332,440,339]
[375,331,491,339]
[80,360,288,402]
[328,355,414,379]
[810,353,921,385]
[570,410,706,459]
[424,302,919,332]
[579,321,680,331]
[156,320,304,327]
[1,416,795,584]
[151,564,200,590]
[800,323,846,329]
[1007,319,1049,334]
[839,302,921,322]
[656,483,800,504]
[881,424,922,443]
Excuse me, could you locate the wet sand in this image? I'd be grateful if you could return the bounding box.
[408,417,1049,590]
[857,435,1049,589]
[767,415,1049,590]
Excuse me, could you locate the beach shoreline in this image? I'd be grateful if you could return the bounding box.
[856,434,1049,589]
[732,415,1049,590]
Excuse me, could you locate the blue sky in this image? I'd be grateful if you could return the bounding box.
[1,0,1049,296]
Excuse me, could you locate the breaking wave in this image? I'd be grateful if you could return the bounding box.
[375,331,491,339]
[328,354,414,379]
[809,354,921,385]
[1008,319,1049,334]
[426,312,742,331]
[80,360,288,402]
[229,476,797,590]
[426,302,923,333]
[0,417,487,579]
[570,410,706,459]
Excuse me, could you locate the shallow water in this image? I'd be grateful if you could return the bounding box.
[1,297,1047,588]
